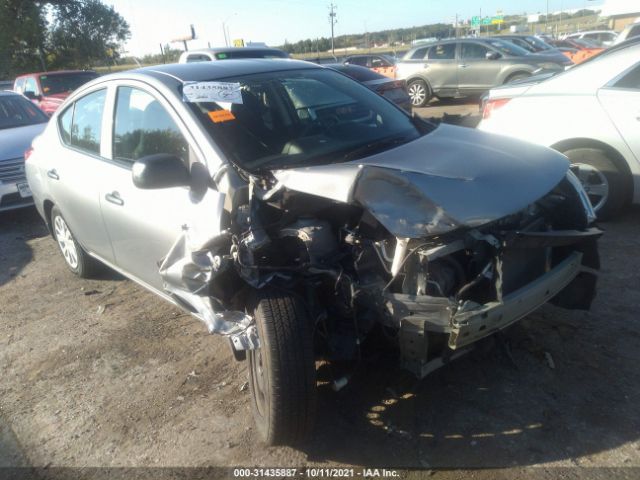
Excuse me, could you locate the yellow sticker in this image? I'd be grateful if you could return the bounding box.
[208,110,236,123]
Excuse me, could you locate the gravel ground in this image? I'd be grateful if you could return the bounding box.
[1,203,639,479]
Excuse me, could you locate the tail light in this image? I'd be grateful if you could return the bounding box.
[482,98,511,120]
[24,147,34,162]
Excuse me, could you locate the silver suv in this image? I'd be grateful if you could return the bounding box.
[26,60,600,446]
[396,38,570,107]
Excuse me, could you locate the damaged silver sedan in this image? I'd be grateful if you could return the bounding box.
[25,59,601,446]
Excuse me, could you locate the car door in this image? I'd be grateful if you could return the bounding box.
[98,83,224,292]
[47,87,116,263]
[597,62,640,163]
[457,42,503,94]
[423,42,457,94]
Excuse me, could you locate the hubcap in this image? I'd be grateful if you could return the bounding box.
[572,163,609,212]
[53,215,79,269]
[408,83,426,106]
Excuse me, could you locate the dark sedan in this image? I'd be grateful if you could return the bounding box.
[327,63,411,112]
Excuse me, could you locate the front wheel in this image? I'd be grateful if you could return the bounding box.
[248,289,317,446]
[407,79,431,107]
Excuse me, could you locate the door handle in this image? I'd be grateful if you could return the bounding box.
[47,169,59,180]
[458,64,469,68]
[105,191,124,206]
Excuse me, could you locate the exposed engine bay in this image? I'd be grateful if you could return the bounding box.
[158,133,601,378]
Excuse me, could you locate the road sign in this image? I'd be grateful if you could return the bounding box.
[233,39,244,47]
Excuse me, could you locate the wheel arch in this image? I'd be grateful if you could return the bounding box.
[503,70,533,84]
[406,75,433,92]
[43,199,55,236]
[551,137,634,205]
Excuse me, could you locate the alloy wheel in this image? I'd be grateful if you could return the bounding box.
[572,163,609,213]
[53,215,79,270]
[408,82,427,107]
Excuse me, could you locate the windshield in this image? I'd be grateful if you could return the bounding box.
[0,95,48,129]
[484,39,530,56]
[39,72,99,95]
[188,68,426,172]
[523,36,554,51]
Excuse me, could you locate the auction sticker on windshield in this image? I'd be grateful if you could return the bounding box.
[183,81,243,104]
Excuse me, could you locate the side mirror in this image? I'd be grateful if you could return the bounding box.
[24,90,41,100]
[486,51,500,60]
[132,153,190,189]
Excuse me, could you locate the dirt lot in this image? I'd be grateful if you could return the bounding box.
[1,199,640,478]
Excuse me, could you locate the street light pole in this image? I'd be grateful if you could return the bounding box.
[222,13,237,47]
[329,2,337,59]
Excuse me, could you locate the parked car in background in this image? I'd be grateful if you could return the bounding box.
[614,20,640,45]
[0,80,13,90]
[493,34,560,54]
[343,54,397,78]
[13,70,99,116]
[547,38,604,64]
[479,38,640,219]
[178,47,289,63]
[564,30,618,47]
[0,91,48,212]
[26,59,599,446]
[327,63,411,111]
[396,38,570,107]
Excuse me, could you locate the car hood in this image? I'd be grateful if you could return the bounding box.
[273,124,569,238]
[0,123,47,161]
[525,51,571,66]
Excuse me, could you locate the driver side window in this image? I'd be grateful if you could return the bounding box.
[113,87,190,165]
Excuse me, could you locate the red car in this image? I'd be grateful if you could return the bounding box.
[13,70,99,115]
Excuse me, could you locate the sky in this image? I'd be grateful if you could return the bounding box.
[107,0,605,57]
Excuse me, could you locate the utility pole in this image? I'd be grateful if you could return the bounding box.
[328,2,337,59]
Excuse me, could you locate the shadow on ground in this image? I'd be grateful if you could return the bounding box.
[0,208,47,288]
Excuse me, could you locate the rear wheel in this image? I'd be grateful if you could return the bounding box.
[562,147,629,219]
[248,289,317,446]
[407,79,431,107]
[51,206,100,278]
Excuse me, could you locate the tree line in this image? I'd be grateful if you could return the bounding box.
[0,0,130,78]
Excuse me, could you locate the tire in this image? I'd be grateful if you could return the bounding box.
[562,147,629,220]
[50,206,100,278]
[407,79,431,107]
[248,289,317,446]
[505,72,531,84]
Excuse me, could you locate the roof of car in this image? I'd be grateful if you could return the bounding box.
[0,90,20,96]
[184,47,285,54]
[129,59,320,86]
[14,70,97,78]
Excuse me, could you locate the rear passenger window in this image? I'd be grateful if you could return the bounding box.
[58,105,74,145]
[410,48,428,60]
[67,89,106,155]
[187,54,210,62]
[427,43,455,60]
[14,78,25,93]
[113,87,189,164]
[613,63,640,90]
[347,57,368,66]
